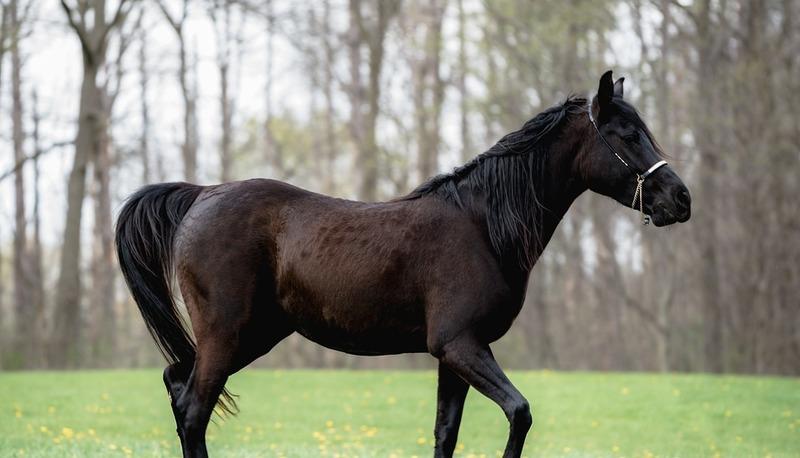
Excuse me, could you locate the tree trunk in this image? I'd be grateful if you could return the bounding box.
[347,0,398,201]
[322,0,337,194]
[29,90,45,368]
[53,61,102,367]
[11,0,33,366]
[457,0,471,162]
[412,0,446,182]
[695,0,724,373]
[215,0,234,182]
[0,4,7,366]
[159,1,198,183]
[88,109,115,366]
[53,0,130,367]
[264,0,280,176]
[139,29,151,183]
[179,38,197,182]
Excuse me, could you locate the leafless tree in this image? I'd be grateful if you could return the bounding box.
[345,0,400,200]
[157,0,198,182]
[53,0,135,367]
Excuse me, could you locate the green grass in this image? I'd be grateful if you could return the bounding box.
[0,370,798,457]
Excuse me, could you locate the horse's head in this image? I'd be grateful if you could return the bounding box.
[579,71,691,227]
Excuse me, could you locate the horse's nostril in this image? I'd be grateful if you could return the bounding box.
[675,189,691,210]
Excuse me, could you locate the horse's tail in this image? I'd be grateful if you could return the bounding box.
[115,183,237,415]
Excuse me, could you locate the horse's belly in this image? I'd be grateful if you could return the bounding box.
[295,322,428,356]
[277,277,428,355]
[285,301,428,355]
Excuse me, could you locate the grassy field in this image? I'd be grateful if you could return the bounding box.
[0,370,797,457]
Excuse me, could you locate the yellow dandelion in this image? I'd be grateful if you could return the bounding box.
[122,446,133,455]
[245,426,253,434]
[101,393,110,401]
[563,446,572,453]
[52,437,61,445]
[591,420,599,428]
[88,428,96,436]
[39,426,50,434]
[61,427,74,439]
[387,396,397,405]
[274,422,283,429]
[417,437,427,445]
[782,410,792,417]
[672,389,681,396]
[326,420,334,429]
[612,445,620,453]
[620,387,630,395]
[47,406,56,414]
[109,444,118,450]
[725,410,733,418]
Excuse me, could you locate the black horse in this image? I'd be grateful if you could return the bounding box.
[116,71,690,458]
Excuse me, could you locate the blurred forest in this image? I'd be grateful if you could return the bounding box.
[0,0,798,375]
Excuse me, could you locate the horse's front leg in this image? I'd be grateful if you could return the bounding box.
[435,336,532,458]
[433,363,469,457]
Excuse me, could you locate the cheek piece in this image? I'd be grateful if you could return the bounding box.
[587,105,668,225]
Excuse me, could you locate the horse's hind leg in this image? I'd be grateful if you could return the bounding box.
[169,279,292,457]
[164,362,191,447]
[173,342,232,458]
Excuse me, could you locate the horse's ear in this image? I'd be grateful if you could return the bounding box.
[597,70,614,110]
[613,77,624,98]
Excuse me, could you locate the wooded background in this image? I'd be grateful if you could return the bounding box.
[0,0,797,375]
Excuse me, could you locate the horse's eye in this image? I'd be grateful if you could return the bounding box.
[623,133,639,143]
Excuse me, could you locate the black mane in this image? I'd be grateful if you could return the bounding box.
[401,96,588,269]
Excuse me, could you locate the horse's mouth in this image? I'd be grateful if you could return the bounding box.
[648,203,690,227]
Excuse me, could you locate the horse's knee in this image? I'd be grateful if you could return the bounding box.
[509,400,532,433]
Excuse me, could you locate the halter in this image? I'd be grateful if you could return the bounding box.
[588,106,668,225]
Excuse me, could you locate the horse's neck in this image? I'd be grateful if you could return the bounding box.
[479,129,587,281]
[530,131,588,258]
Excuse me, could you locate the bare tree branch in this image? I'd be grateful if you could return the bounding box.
[60,0,93,61]
[0,141,72,183]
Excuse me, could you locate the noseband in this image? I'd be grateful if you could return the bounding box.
[588,106,668,225]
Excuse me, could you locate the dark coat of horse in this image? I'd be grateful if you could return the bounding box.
[116,72,691,458]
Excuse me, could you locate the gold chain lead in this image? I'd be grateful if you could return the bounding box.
[631,176,649,225]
